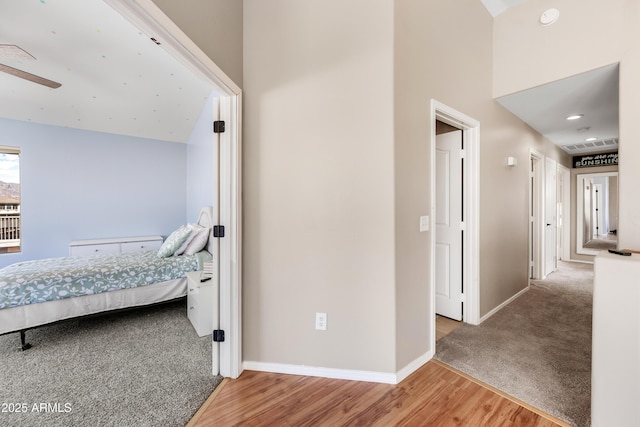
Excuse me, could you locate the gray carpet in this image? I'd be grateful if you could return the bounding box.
[436,261,593,427]
[0,299,223,427]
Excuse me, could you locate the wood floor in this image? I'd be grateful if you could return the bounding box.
[188,360,569,427]
[436,315,462,341]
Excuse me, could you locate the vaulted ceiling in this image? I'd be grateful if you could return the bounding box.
[0,0,214,143]
[0,0,619,154]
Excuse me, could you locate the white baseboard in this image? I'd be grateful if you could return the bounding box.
[479,286,529,324]
[567,258,594,264]
[395,350,434,384]
[243,350,434,385]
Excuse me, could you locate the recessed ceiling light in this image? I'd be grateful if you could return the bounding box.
[585,137,598,142]
[566,114,583,121]
[540,8,560,26]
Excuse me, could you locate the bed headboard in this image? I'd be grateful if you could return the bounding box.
[196,206,215,254]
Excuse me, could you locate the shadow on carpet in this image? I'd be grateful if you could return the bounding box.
[436,262,593,427]
[0,299,222,427]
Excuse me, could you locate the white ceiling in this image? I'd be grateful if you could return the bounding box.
[0,0,214,143]
[0,0,620,155]
[497,64,619,155]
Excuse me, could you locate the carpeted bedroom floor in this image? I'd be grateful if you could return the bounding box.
[0,299,222,427]
[436,261,593,427]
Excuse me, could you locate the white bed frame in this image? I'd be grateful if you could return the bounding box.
[0,207,215,349]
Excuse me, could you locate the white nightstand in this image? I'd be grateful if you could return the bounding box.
[186,271,218,337]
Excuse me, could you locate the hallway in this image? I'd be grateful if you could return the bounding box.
[436,261,593,427]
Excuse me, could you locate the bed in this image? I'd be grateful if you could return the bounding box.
[0,206,215,349]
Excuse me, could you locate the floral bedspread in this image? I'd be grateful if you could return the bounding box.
[0,250,211,310]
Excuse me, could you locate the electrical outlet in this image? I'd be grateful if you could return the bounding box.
[315,312,327,330]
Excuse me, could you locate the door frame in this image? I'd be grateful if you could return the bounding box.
[544,157,558,276]
[430,100,480,348]
[557,164,571,262]
[106,0,243,379]
[529,150,545,280]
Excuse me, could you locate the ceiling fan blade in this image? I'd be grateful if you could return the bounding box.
[0,63,61,89]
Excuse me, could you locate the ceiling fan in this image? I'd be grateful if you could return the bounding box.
[0,44,61,89]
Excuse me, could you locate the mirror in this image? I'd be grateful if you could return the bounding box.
[576,172,618,255]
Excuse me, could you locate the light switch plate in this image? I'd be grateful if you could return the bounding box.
[420,216,429,232]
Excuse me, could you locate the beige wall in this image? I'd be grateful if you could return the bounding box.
[243,0,396,372]
[242,0,573,374]
[393,0,570,369]
[157,0,603,375]
[151,0,243,86]
[494,0,640,250]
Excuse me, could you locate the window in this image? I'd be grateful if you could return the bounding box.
[0,147,21,254]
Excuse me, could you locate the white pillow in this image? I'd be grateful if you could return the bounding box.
[183,224,210,255]
[173,224,196,256]
[157,225,191,258]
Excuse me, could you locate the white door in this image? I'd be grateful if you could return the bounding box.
[211,98,221,375]
[435,130,463,321]
[592,183,603,238]
[107,0,244,381]
[544,158,557,276]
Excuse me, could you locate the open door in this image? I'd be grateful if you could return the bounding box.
[435,129,464,321]
[529,150,544,280]
[106,0,243,379]
[545,158,557,276]
[431,100,481,352]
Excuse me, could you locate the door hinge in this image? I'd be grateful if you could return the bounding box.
[213,120,226,133]
[213,225,225,238]
[213,329,225,342]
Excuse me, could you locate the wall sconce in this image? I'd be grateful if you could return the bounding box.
[506,156,517,167]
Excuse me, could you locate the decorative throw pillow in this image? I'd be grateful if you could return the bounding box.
[183,224,210,255]
[173,224,196,256]
[157,225,192,258]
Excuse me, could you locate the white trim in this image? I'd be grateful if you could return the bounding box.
[211,98,221,376]
[244,350,434,385]
[558,164,571,262]
[576,171,618,256]
[105,0,243,379]
[395,351,434,384]
[218,94,243,379]
[430,100,481,344]
[544,157,558,276]
[479,286,529,323]
[243,362,398,384]
[103,0,240,96]
[529,150,545,280]
[568,258,594,264]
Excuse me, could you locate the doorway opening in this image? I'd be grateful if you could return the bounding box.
[529,150,545,280]
[430,100,480,351]
[107,0,243,379]
[530,152,570,281]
